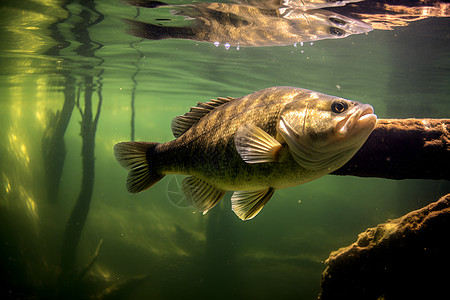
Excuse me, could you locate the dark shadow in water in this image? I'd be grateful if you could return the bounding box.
[203,201,240,298]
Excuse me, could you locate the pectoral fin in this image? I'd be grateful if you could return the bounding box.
[231,188,275,220]
[234,124,282,163]
[182,176,226,214]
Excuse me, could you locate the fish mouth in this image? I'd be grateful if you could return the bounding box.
[336,104,377,136]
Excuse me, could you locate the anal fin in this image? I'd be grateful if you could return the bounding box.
[182,176,226,214]
[231,188,275,220]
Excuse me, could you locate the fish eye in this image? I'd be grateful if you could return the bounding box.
[329,27,345,37]
[331,101,348,113]
[329,17,347,26]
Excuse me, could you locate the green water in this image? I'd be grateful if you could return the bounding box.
[1,0,449,299]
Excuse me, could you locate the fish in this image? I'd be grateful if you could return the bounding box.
[230,0,363,10]
[114,86,377,220]
[127,0,363,10]
[124,3,372,47]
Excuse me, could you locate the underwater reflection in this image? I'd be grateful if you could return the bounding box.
[124,1,372,47]
[235,0,364,10]
[329,0,450,30]
[131,0,363,10]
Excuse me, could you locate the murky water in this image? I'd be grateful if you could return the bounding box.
[1,0,449,299]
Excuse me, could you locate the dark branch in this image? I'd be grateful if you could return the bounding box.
[332,119,450,180]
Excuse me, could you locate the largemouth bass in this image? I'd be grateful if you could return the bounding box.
[125,3,372,47]
[114,87,377,220]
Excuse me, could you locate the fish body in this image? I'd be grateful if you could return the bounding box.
[128,0,363,10]
[125,3,372,47]
[114,87,377,220]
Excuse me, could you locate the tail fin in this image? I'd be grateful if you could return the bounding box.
[124,0,168,8]
[114,142,165,193]
[124,19,198,41]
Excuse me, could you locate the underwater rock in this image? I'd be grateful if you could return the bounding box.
[319,193,450,300]
[332,118,450,180]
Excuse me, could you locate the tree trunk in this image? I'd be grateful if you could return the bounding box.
[332,119,450,180]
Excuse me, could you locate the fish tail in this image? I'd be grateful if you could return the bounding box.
[124,19,198,41]
[114,142,165,193]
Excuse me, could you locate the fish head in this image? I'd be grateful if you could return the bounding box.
[283,9,372,40]
[278,92,377,170]
[283,0,364,10]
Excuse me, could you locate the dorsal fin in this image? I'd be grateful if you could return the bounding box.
[171,97,235,138]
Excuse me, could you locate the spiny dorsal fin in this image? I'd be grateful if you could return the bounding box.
[171,97,235,138]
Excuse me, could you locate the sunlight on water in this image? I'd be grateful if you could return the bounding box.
[21,187,39,221]
[8,128,30,168]
[3,173,12,194]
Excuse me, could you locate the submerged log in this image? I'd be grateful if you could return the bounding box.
[332,119,450,180]
[319,193,450,300]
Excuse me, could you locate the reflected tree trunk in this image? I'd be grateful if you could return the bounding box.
[58,77,102,295]
[129,39,144,142]
[57,0,105,296]
[41,77,76,203]
[129,6,144,142]
[41,0,77,204]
